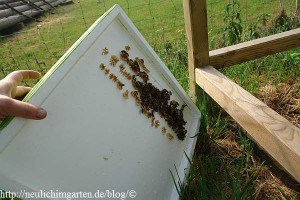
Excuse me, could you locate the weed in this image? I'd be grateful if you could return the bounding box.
[270,10,300,33]
[223,0,243,45]
[245,13,270,40]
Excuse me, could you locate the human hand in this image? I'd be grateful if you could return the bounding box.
[0,70,47,120]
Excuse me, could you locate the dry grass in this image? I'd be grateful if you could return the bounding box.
[213,124,300,199]
[259,82,300,128]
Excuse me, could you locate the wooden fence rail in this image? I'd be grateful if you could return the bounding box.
[183,0,300,182]
[210,28,300,69]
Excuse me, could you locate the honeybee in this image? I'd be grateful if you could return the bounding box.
[131,60,140,73]
[127,59,134,68]
[167,133,174,141]
[154,120,160,128]
[135,57,149,73]
[125,45,131,51]
[131,91,141,106]
[119,64,125,71]
[131,75,143,89]
[122,90,129,99]
[161,127,167,134]
[151,117,155,127]
[109,73,118,82]
[170,100,179,108]
[120,50,129,61]
[102,47,109,55]
[137,71,149,82]
[109,55,119,66]
[117,80,125,90]
[99,63,106,70]
[125,74,132,80]
[109,73,114,79]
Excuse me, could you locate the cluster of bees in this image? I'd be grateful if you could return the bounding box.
[132,80,187,140]
[99,63,124,90]
[99,45,187,141]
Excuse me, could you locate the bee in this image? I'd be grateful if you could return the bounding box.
[131,60,140,73]
[154,120,160,128]
[137,71,149,82]
[131,91,141,106]
[119,64,125,71]
[125,45,131,51]
[116,80,125,90]
[109,73,114,79]
[181,104,187,110]
[109,73,118,82]
[122,90,129,99]
[99,63,106,70]
[120,50,129,61]
[127,59,134,67]
[132,75,143,89]
[109,55,119,66]
[141,107,153,118]
[170,100,179,108]
[125,74,132,80]
[102,47,109,55]
[119,65,132,80]
[167,133,174,141]
[104,68,110,75]
[161,127,167,134]
[135,57,149,73]
[112,76,118,82]
[151,117,155,127]
[131,91,138,97]
[141,107,149,117]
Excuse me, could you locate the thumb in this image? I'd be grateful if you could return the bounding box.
[1,98,47,120]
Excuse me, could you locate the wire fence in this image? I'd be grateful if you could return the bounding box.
[0,0,297,82]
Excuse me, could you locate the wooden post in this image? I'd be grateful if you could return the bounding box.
[297,0,300,12]
[183,0,209,99]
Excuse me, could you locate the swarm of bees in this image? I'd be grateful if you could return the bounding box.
[98,45,187,141]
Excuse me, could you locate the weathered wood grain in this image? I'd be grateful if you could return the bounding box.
[183,0,209,98]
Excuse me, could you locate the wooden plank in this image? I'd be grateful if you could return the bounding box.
[183,0,209,98]
[209,28,300,68]
[195,66,300,182]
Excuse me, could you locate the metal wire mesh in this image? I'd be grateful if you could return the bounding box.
[0,0,297,81]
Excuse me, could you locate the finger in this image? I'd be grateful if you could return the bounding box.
[5,70,41,83]
[0,80,13,96]
[14,86,31,98]
[3,98,47,120]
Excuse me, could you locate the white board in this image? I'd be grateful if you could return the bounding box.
[0,5,200,200]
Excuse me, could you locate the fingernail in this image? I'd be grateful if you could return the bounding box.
[36,108,47,119]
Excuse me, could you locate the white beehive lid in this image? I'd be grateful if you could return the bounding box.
[0,5,200,200]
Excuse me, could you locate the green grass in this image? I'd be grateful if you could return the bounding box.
[0,0,296,79]
[1,0,300,199]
